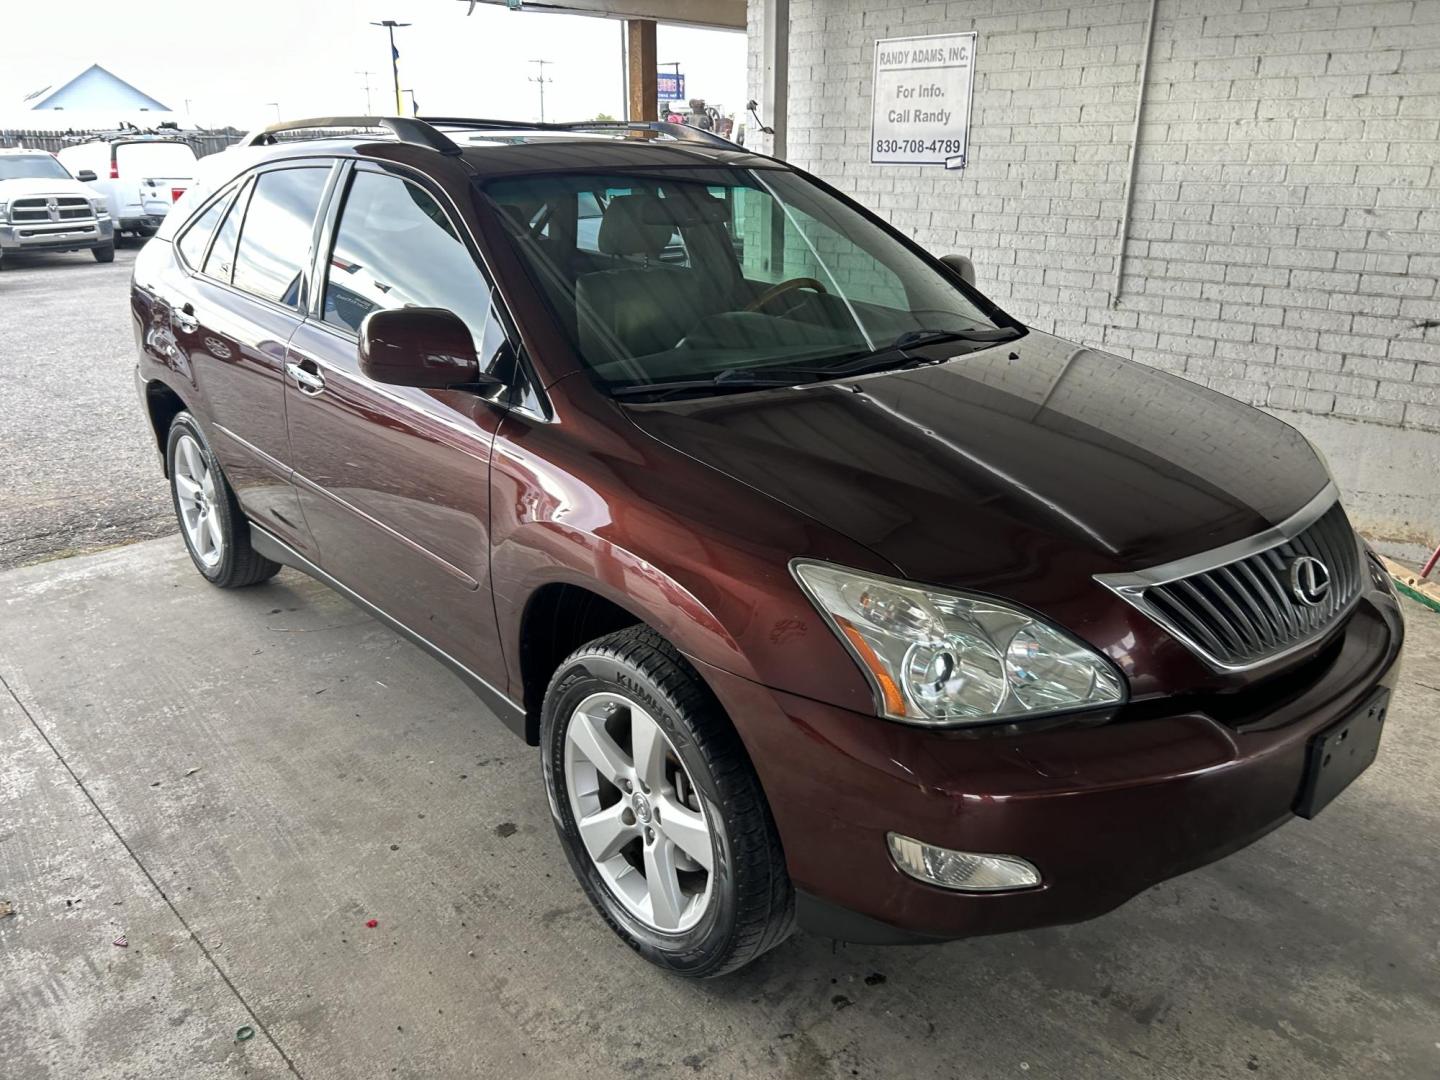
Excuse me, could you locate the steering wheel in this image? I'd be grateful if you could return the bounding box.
[743,277,828,313]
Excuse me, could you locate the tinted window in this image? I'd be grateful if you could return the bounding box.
[177,191,231,269]
[232,167,330,307]
[323,170,495,352]
[203,179,249,282]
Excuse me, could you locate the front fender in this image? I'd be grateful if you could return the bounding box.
[488,408,891,717]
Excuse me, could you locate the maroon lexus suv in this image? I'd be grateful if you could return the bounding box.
[130,116,1404,976]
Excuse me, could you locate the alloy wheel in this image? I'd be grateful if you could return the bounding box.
[563,691,715,933]
[173,433,224,569]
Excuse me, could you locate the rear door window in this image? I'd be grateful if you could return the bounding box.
[231,167,331,308]
[321,169,496,353]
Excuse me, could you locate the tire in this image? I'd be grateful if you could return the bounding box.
[166,412,280,588]
[541,626,793,977]
[92,242,115,263]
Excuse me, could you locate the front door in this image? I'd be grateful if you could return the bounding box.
[284,163,510,688]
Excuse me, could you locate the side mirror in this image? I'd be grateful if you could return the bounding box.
[76,169,98,183]
[358,307,501,391]
[940,254,976,287]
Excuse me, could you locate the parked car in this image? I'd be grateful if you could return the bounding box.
[59,135,197,241]
[0,148,114,267]
[130,116,1405,977]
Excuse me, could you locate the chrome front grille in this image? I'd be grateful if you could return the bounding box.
[1097,485,1363,670]
[10,196,92,223]
[10,198,49,222]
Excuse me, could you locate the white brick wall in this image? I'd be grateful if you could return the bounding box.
[748,0,1440,550]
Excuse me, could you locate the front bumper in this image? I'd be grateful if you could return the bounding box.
[0,217,113,254]
[698,589,1404,943]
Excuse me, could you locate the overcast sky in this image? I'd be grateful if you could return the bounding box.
[0,0,747,129]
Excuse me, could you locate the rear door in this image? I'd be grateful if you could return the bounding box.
[284,161,510,687]
[166,160,337,555]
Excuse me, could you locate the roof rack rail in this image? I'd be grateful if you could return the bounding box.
[239,116,462,156]
[420,116,739,150]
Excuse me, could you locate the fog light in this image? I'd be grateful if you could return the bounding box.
[887,833,1041,892]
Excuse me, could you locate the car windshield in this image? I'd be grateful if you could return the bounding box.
[482,166,1019,399]
[0,155,71,181]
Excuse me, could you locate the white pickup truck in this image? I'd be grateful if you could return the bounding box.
[0,149,114,267]
[58,136,198,241]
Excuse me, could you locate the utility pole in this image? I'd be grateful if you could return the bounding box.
[371,20,411,115]
[355,71,377,115]
[529,59,553,123]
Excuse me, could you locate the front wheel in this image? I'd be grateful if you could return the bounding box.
[166,412,280,588]
[541,626,794,977]
[92,242,115,263]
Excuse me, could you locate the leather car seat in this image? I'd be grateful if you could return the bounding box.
[576,194,719,360]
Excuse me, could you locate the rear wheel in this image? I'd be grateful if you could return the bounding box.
[541,626,793,977]
[166,412,280,588]
[92,242,115,263]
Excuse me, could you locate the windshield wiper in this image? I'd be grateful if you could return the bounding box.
[786,327,1020,380]
[610,327,1023,400]
[888,327,1018,350]
[610,368,815,400]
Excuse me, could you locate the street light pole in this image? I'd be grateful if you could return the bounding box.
[266,101,281,122]
[371,20,411,115]
[529,59,553,123]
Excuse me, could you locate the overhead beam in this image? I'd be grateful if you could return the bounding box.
[457,0,744,31]
[627,19,659,122]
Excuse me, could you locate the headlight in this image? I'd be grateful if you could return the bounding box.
[0,200,8,221]
[90,197,106,216]
[792,560,1125,726]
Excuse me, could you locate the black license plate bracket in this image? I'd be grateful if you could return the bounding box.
[1294,687,1389,820]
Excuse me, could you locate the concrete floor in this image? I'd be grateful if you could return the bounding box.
[1,539,1438,1079]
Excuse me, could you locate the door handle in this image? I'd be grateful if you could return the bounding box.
[286,360,326,395]
[172,303,199,334]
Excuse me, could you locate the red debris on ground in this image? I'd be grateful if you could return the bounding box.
[365,919,378,928]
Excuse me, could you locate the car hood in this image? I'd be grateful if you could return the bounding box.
[624,331,1330,591]
[0,177,94,198]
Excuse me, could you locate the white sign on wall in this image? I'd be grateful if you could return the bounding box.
[870,32,977,169]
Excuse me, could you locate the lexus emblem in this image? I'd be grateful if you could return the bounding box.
[1288,555,1331,607]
